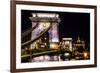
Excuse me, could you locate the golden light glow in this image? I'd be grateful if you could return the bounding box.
[50,43,59,49]
[44,37,47,40]
[32,14,36,17]
[77,36,81,43]
[40,22,50,29]
[45,43,47,46]
[83,52,88,58]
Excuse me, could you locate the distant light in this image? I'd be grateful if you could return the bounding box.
[50,43,59,49]
[39,22,50,29]
[44,37,47,40]
[32,14,36,17]
[83,52,88,58]
[65,41,70,44]
[62,38,72,40]
[44,43,47,46]
[64,53,70,56]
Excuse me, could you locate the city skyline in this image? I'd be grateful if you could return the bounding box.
[21,10,90,48]
[21,10,90,62]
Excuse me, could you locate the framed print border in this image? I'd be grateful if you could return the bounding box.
[11,1,97,73]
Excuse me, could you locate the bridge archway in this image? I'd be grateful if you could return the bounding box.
[29,13,60,49]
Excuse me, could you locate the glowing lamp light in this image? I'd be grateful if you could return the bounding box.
[32,14,36,17]
[44,37,47,40]
[39,22,50,29]
[43,23,50,28]
[83,52,88,58]
[50,43,59,49]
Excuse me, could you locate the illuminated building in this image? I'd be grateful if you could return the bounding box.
[73,36,85,52]
[62,38,72,51]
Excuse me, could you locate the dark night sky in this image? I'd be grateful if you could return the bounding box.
[21,10,90,48]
